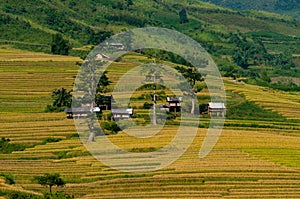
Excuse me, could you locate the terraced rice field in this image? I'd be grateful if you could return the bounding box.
[225,79,300,120]
[0,48,299,198]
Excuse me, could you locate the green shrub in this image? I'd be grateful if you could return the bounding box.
[100,121,121,134]
[44,191,74,199]
[44,105,66,113]
[54,150,90,159]
[41,138,62,145]
[0,190,42,199]
[143,102,152,109]
[0,173,15,185]
[0,138,28,154]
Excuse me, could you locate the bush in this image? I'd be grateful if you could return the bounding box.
[166,112,177,120]
[0,138,28,154]
[100,122,121,134]
[41,138,62,145]
[44,105,66,113]
[0,173,15,185]
[143,102,152,109]
[7,192,42,199]
[199,103,208,114]
[44,191,74,199]
[54,150,90,159]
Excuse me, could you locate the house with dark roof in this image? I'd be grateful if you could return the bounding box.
[166,97,183,112]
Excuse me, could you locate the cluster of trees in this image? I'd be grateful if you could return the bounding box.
[111,0,134,10]
[51,34,71,55]
[105,13,148,27]
[228,33,295,71]
[228,33,266,69]
[50,28,113,55]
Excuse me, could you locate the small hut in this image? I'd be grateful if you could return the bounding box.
[110,43,125,50]
[166,97,183,112]
[95,53,110,60]
[64,107,100,119]
[111,108,133,120]
[208,102,226,117]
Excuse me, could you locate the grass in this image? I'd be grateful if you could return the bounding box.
[0,48,299,198]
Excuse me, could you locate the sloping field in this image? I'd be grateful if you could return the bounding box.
[0,129,299,198]
[225,80,300,120]
[0,48,299,198]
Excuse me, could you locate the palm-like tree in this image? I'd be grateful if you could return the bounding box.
[51,88,72,107]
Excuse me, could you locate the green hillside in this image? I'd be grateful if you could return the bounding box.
[202,0,300,19]
[1,0,300,89]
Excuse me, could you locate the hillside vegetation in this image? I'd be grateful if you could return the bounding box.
[203,0,300,19]
[1,0,300,89]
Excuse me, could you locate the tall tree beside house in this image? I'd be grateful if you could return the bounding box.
[74,59,110,142]
[96,71,111,94]
[51,33,71,55]
[179,8,189,24]
[95,71,112,110]
[175,65,203,115]
[34,173,65,199]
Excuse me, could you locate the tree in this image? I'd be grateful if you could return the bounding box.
[34,173,65,199]
[95,71,111,111]
[179,8,189,24]
[260,71,271,83]
[175,65,203,115]
[88,30,113,45]
[232,42,256,69]
[51,88,72,108]
[125,0,134,8]
[74,59,109,142]
[51,34,71,55]
[229,33,265,69]
[96,71,111,94]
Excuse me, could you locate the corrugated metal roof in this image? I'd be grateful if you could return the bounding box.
[166,97,183,102]
[64,107,100,113]
[112,108,133,115]
[208,102,226,109]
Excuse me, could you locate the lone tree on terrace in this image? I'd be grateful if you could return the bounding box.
[34,173,65,199]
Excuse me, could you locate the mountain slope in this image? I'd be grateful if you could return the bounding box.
[1,0,300,46]
[202,0,300,19]
[1,0,300,88]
